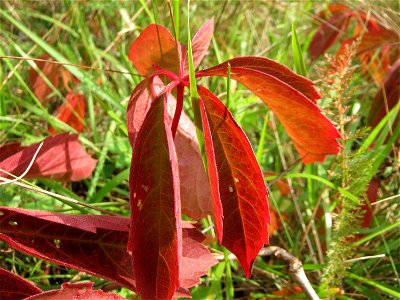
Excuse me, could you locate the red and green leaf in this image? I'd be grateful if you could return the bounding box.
[0,134,97,181]
[198,86,270,277]
[198,59,341,163]
[0,268,41,300]
[128,92,181,299]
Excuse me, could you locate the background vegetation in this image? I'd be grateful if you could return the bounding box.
[0,0,398,299]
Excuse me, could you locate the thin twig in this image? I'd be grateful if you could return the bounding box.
[215,246,320,300]
[261,246,320,300]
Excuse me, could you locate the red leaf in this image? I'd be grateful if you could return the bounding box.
[197,94,223,240]
[0,133,97,181]
[197,57,321,102]
[198,60,341,163]
[29,54,61,104]
[128,92,181,299]
[24,282,124,300]
[0,143,24,162]
[198,86,270,277]
[357,28,399,84]
[128,24,180,76]
[369,60,400,127]
[183,19,214,75]
[309,10,351,59]
[127,78,213,219]
[127,79,154,146]
[361,177,379,229]
[0,207,217,295]
[0,207,135,289]
[0,268,41,300]
[48,92,85,134]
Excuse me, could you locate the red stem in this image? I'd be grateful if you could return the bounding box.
[171,84,184,139]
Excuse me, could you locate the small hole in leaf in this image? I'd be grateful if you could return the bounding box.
[9,221,18,226]
[234,178,239,183]
[0,211,4,216]
[133,192,137,199]
[141,185,149,192]
[229,186,234,193]
[54,239,61,249]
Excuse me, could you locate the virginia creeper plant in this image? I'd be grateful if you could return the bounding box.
[126,19,340,299]
[0,18,342,300]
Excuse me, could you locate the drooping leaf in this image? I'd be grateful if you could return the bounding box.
[0,207,135,289]
[198,60,341,163]
[198,86,270,277]
[197,96,223,240]
[128,24,180,76]
[48,92,85,134]
[369,60,400,128]
[309,8,351,59]
[0,133,97,181]
[0,207,217,295]
[180,222,218,288]
[183,18,214,75]
[128,92,181,299]
[24,282,123,300]
[127,78,213,220]
[0,268,41,300]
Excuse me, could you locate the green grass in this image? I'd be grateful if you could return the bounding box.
[0,1,399,299]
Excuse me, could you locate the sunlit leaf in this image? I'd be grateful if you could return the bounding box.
[198,59,341,163]
[198,86,270,277]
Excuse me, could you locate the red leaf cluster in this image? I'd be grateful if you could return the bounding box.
[127,19,340,298]
[0,207,217,298]
[310,4,398,84]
